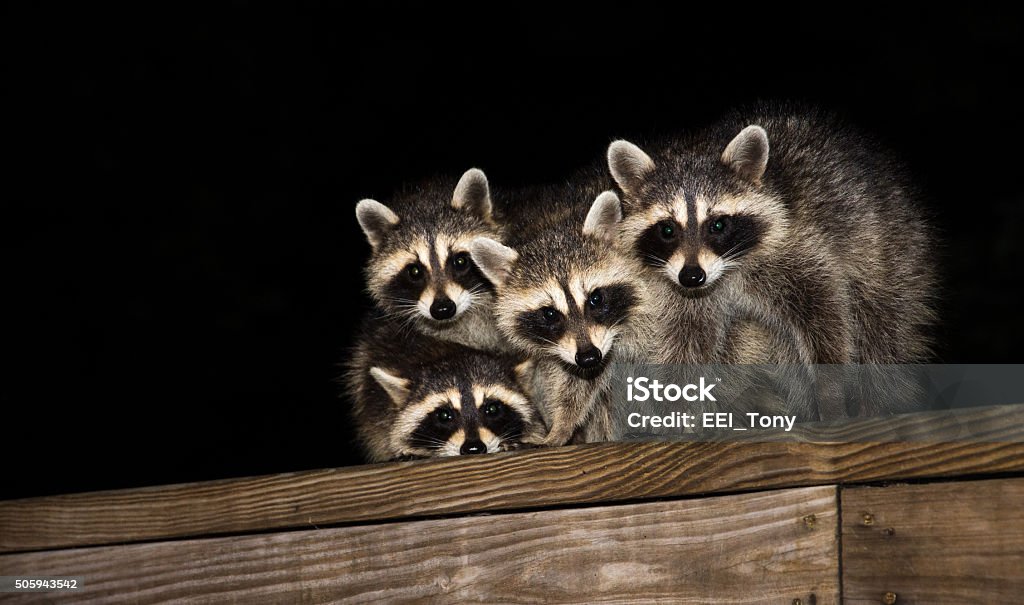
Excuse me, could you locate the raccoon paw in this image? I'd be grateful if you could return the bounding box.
[389,453,422,463]
[539,429,575,448]
[499,441,540,452]
[519,435,549,447]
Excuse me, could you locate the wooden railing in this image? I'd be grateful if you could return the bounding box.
[1,404,1022,603]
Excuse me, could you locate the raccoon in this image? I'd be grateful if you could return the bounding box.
[470,173,654,446]
[344,316,544,463]
[355,168,510,352]
[606,104,937,417]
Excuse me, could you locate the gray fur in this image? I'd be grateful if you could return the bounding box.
[608,140,655,195]
[355,170,510,352]
[582,191,623,243]
[608,104,937,418]
[452,168,494,224]
[721,125,770,183]
[368,366,411,405]
[469,237,517,288]
[343,315,544,462]
[355,199,400,249]
[475,169,657,446]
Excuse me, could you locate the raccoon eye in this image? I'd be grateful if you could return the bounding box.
[587,289,604,309]
[451,252,471,272]
[541,306,559,322]
[658,220,677,241]
[482,399,503,416]
[435,408,454,423]
[710,218,726,233]
[406,263,424,281]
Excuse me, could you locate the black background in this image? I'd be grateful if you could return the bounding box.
[5,5,1023,499]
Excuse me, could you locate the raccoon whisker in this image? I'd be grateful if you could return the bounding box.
[499,426,526,439]
[396,319,423,338]
[642,253,668,268]
[388,309,424,338]
[719,245,745,260]
[722,250,753,263]
[379,306,422,324]
[409,433,449,449]
[378,305,419,318]
[717,263,739,276]
[410,437,448,447]
[466,285,492,300]
[376,311,416,330]
[720,238,758,261]
[380,305,420,320]
[379,297,420,307]
[387,305,421,312]
[494,430,522,444]
[535,336,562,349]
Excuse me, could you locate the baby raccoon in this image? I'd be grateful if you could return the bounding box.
[607,104,937,416]
[344,316,543,463]
[470,174,653,446]
[355,168,509,352]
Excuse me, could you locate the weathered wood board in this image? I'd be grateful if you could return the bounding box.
[3,436,1023,554]
[2,405,1021,555]
[0,486,838,604]
[842,477,1024,603]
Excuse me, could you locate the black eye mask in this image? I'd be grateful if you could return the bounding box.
[703,214,765,259]
[637,219,683,266]
[585,284,637,326]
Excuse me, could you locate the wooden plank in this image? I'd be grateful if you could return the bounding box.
[2,404,1023,554]
[842,478,1024,603]
[0,486,839,604]
[714,401,1024,442]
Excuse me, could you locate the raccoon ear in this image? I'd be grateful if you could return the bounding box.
[369,367,411,406]
[468,237,518,288]
[607,140,655,195]
[513,358,535,394]
[582,191,623,243]
[721,125,770,184]
[355,199,400,249]
[452,168,493,222]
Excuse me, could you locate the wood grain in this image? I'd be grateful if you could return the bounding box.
[705,401,1024,442]
[842,478,1024,604]
[0,486,839,604]
[2,404,1023,554]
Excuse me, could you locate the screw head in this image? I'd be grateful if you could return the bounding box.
[883,591,897,604]
[862,513,875,526]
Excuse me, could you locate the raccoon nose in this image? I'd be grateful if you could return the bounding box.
[575,345,603,369]
[430,297,457,320]
[679,265,707,288]
[460,439,486,455]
